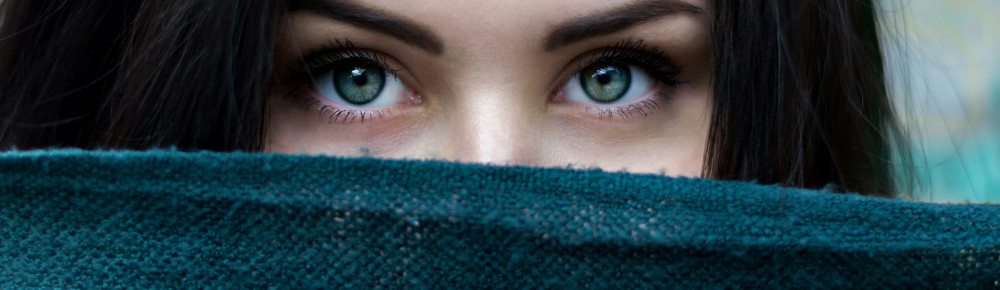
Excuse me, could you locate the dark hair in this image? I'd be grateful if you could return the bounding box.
[702,0,911,197]
[0,0,910,196]
[0,0,284,151]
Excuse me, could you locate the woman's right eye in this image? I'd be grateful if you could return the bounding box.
[561,61,658,105]
[313,59,407,108]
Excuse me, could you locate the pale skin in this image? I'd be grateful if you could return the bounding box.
[268,0,712,177]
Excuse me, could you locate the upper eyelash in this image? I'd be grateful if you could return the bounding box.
[285,39,399,88]
[286,38,683,93]
[576,39,685,87]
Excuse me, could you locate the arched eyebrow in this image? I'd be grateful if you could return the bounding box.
[290,0,701,55]
[290,0,445,55]
[543,0,704,52]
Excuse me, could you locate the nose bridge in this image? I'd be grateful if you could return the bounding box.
[431,26,542,166]
[441,84,536,166]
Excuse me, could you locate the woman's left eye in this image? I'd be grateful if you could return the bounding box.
[562,62,656,105]
[314,59,406,108]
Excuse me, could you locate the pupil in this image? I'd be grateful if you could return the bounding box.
[596,73,611,85]
[352,68,368,86]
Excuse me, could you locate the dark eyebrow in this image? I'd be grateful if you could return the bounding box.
[543,0,704,51]
[290,0,445,55]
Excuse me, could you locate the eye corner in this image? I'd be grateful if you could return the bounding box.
[549,87,569,103]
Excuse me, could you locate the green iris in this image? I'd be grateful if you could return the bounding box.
[333,63,386,105]
[580,62,631,103]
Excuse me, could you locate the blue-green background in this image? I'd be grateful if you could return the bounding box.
[881,0,1000,202]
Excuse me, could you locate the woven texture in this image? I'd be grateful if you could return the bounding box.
[1,150,998,288]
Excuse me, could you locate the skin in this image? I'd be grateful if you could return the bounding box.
[268,0,712,177]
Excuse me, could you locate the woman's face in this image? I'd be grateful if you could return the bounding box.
[268,0,711,176]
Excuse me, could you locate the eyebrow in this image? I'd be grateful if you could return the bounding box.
[543,0,704,51]
[289,0,445,55]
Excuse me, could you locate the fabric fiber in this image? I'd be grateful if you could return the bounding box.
[1,150,998,288]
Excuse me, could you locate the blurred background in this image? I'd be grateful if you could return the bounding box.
[880,0,1000,203]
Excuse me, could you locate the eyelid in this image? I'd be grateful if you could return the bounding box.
[283,40,427,124]
[545,40,688,122]
[549,39,683,101]
[285,40,422,95]
[574,40,681,84]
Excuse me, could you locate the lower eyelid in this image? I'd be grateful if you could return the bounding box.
[299,97,394,124]
[298,84,424,124]
[594,99,663,120]
[587,84,674,120]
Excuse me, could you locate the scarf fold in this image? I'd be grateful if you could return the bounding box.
[1,150,998,288]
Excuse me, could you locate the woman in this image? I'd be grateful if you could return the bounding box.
[0,0,910,197]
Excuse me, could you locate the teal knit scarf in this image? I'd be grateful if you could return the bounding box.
[2,150,998,288]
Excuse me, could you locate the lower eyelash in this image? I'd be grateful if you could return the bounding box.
[598,99,661,120]
[596,92,674,120]
[300,99,391,123]
[320,107,389,123]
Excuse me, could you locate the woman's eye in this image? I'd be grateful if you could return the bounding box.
[563,62,656,105]
[314,60,406,108]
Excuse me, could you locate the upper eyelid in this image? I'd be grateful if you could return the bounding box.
[286,39,680,95]
[282,45,420,105]
[302,50,398,77]
[286,40,405,85]
[573,41,675,73]
[550,43,677,86]
[534,42,678,99]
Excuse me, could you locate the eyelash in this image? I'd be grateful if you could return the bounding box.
[576,39,683,87]
[286,39,397,86]
[285,38,685,122]
[571,39,685,120]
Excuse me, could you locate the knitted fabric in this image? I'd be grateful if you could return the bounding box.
[1,150,998,288]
